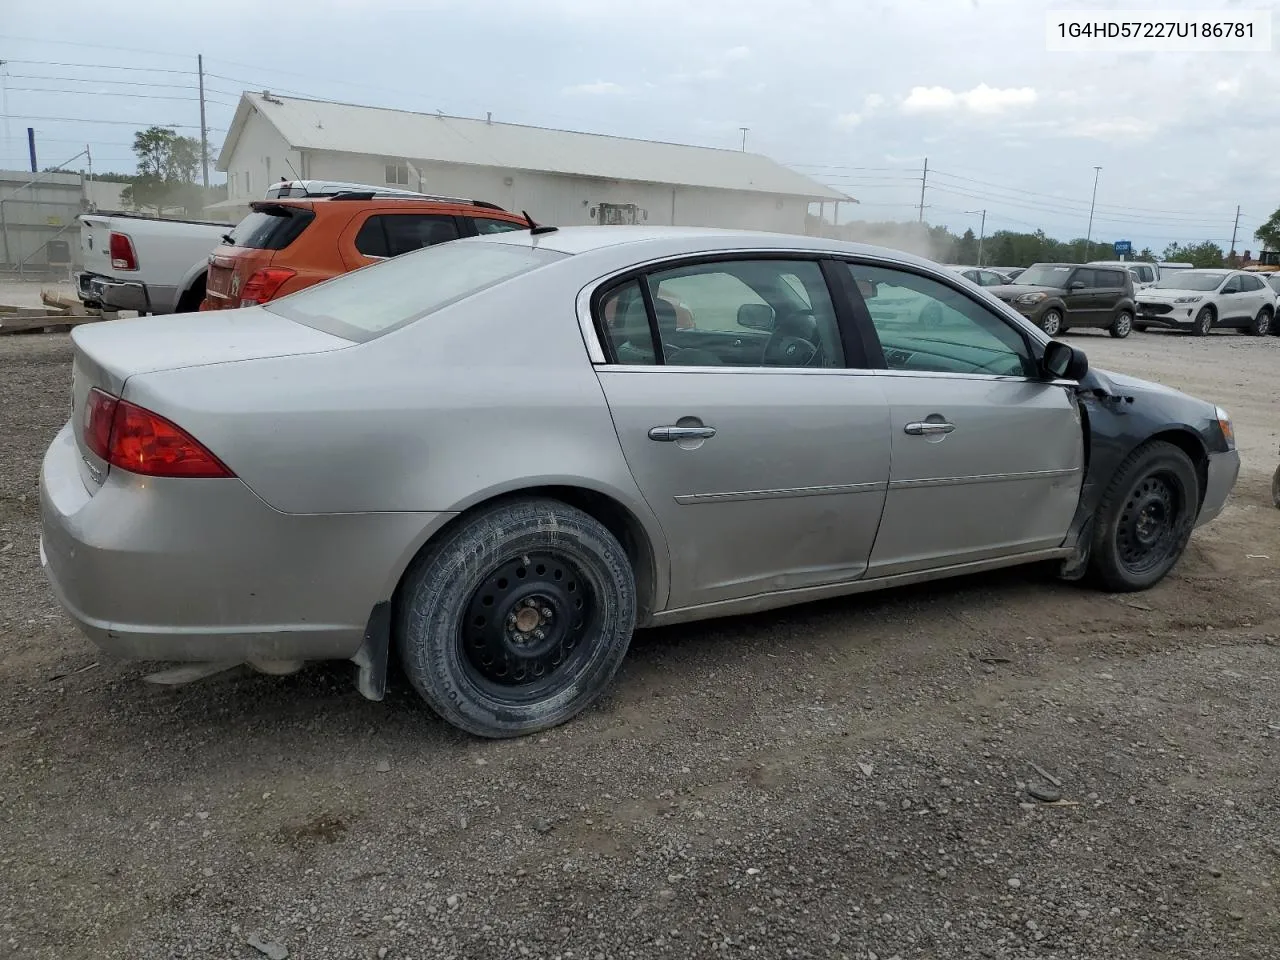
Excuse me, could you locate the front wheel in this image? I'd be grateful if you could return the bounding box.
[1039,308,1063,336]
[1250,307,1272,336]
[1089,440,1199,592]
[398,498,636,738]
[1192,306,1214,336]
[1109,310,1133,339]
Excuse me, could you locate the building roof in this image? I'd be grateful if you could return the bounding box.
[218,93,848,202]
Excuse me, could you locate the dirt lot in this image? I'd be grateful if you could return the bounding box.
[2,325,1279,960]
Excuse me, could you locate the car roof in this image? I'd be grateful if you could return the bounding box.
[466,224,951,269]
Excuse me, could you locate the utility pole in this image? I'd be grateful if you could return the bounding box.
[198,54,210,188]
[1229,204,1241,262]
[1083,165,1101,259]
[917,156,928,222]
[739,127,749,152]
[966,208,987,265]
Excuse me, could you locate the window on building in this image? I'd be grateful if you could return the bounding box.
[385,163,409,186]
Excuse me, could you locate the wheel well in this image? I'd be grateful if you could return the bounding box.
[394,486,660,625]
[1150,429,1209,509]
[176,272,207,312]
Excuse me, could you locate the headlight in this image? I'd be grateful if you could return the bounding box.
[1216,406,1235,449]
[1174,295,1203,304]
[1015,292,1047,304]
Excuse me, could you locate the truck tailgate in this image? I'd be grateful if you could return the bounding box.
[79,215,115,277]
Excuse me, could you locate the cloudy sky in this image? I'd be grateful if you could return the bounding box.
[3,0,1278,251]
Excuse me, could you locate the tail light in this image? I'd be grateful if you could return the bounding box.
[108,232,137,271]
[83,387,233,478]
[237,267,296,307]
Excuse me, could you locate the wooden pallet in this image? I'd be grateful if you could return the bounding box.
[0,314,108,335]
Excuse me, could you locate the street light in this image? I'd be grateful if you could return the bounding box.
[965,208,986,266]
[1084,165,1102,260]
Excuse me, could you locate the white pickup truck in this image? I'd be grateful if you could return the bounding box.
[75,211,230,315]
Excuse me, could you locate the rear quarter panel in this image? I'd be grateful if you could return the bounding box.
[122,257,664,535]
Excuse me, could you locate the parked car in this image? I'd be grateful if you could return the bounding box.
[1088,259,1160,290]
[949,265,1011,287]
[40,227,1239,739]
[988,262,1137,337]
[75,211,227,315]
[1264,274,1280,334]
[202,184,529,310]
[1134,268,1276,336]
[989,265,1025,280]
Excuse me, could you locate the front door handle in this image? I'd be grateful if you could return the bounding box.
[649,425,717,442]
[904,421,956,436]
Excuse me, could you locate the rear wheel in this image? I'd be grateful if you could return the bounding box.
[1191,306,1214,336]
[1249,306,1272,336]
[397,498,636,738]
[1039,308,1063,336]
[1089,440,1199,591]
[1109,310,1133,339]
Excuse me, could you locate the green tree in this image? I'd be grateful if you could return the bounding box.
[1255,207,1280,252]
[1182,241,1225,268]
[127,126,206,214]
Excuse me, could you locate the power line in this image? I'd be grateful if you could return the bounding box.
[4,86,238,105]
[0,58,197,76]
[925,184,1237,229]
[1,113,222,130]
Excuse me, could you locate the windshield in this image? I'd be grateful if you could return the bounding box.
[265,240,566,341]
[1013,265,1073,286]
[1152,271,1225,291]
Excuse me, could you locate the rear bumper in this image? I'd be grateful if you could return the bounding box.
[85,276,150,313]
[39,421,442,662]
[1195,449,1240,528]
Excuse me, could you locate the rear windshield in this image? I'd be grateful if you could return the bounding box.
[224,206,314,250]
[265,239,566,341]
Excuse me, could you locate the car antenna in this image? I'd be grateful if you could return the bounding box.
[522,209,558,236]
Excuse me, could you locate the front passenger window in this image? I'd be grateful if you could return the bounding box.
[845,264,1035,378]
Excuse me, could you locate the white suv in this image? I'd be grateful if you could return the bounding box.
[1135,268,1277,336]
[1088,259,1158,290]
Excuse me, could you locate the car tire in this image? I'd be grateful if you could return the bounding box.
[1273,464,1280,509]
[1089,440,1199,592]
[1109,310,1133,339]
[1249,306,1272,336]
[1039,308,1063,336]
[397,497,636,739]
[1191,306,1214,336]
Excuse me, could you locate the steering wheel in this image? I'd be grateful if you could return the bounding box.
[762,310,822,366]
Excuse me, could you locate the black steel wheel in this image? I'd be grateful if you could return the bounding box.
[461,553,596,701]
[398,498,636,738]
[1090,440,1199,591]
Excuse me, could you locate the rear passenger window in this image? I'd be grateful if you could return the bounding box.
[473,218,526,235]
[599,280,657,366]
[355,214,461,258]
[595,260,842,369]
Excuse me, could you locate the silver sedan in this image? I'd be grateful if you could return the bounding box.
[40,226,1240,738]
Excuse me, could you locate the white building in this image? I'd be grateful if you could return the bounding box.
[213,92,847,232]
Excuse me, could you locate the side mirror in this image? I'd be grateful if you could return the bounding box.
[856,278,879,300]
[1043,340,1088,380]
[736,302,776,331]
[1067,280,1086,290]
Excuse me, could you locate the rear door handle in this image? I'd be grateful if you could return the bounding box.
[649,425,717,442]
[904,421,956,436]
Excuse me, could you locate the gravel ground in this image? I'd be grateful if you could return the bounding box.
[2,326,1279,960]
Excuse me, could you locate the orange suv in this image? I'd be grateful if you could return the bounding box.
[202,184,528,310]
